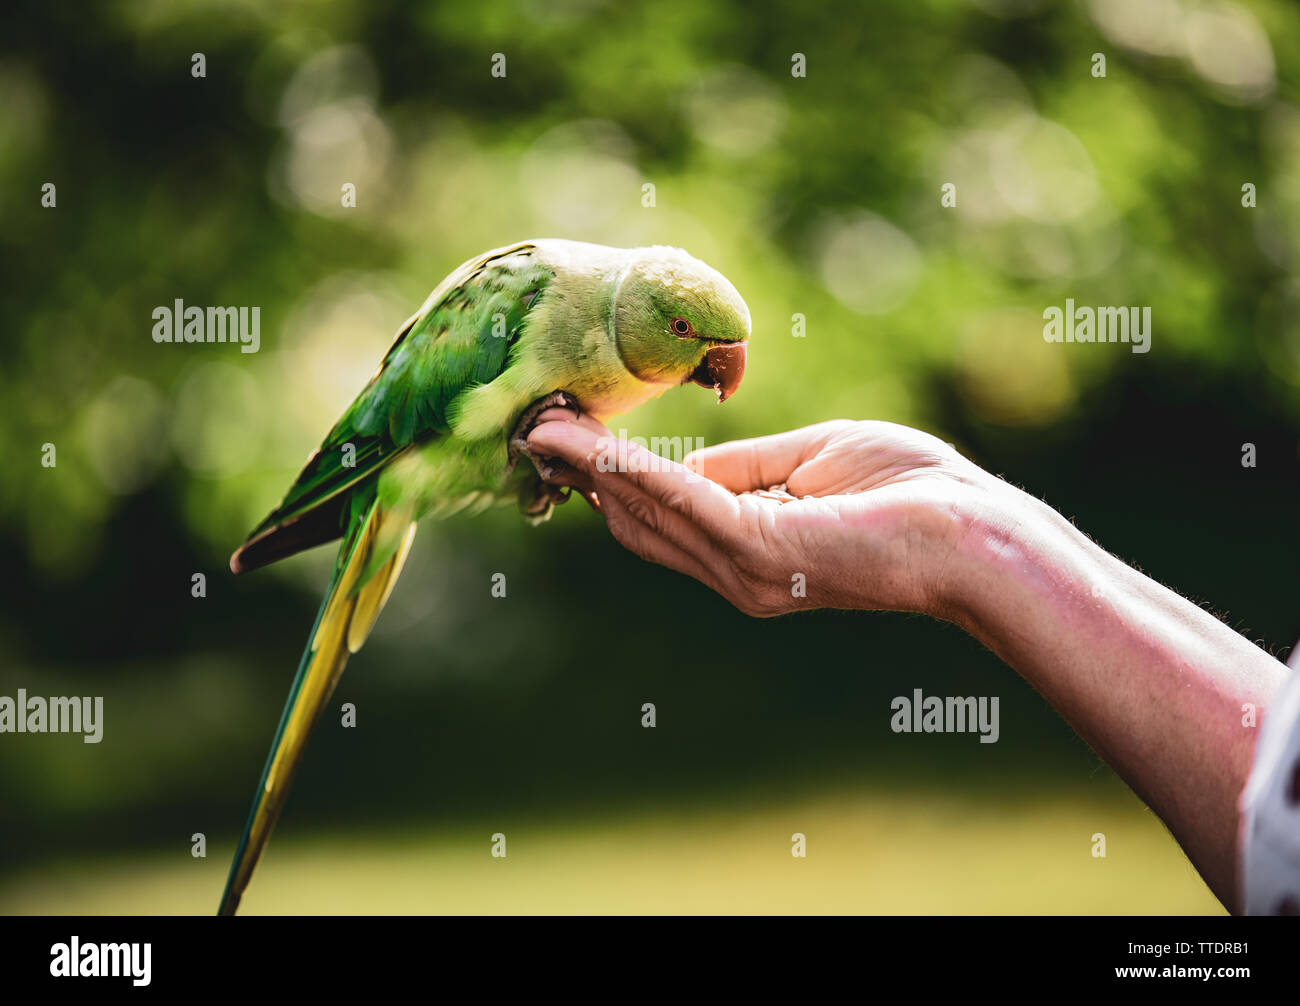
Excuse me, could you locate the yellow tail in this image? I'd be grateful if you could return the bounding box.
[218,501,416,915]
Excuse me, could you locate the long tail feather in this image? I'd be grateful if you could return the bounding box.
[218,500,416,915]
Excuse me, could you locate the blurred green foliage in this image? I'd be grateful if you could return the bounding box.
[1,0,1298,911]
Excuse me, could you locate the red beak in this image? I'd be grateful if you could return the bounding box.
[688,342,747,402]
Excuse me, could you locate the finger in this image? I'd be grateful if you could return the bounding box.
[528,414,608,497]
[531,425,735,560]
[530,422,748,545]
[527,419,603,467]
[599,474,737,575]
[541,460,600,512]
[539,456,601,510]
[535,453,597,499]
[532,408,610,437]
[600,448,751,554]
[683,422,845,493]
[598,487,722,593]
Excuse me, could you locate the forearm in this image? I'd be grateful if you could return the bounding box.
[533,413,1288,909]
[936,481,1289,911]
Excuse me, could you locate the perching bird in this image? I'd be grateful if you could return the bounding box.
[218,239,750,914]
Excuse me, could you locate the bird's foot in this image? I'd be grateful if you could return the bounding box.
[510,390,582,519]
[509,390,581,475]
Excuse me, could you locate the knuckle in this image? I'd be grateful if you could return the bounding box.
[624,495,661,535]
[660,481,690,512]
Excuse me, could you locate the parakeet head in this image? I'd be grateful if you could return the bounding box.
[613,246,750,402]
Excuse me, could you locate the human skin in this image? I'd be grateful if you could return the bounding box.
[527,414,1291,912]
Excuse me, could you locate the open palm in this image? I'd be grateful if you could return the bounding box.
[528,416,991,617]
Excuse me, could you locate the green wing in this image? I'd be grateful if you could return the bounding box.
[231,242,554,573]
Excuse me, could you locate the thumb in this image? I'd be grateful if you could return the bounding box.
[684,425,834,493]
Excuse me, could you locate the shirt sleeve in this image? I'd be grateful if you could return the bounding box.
[1239,642,1300,915]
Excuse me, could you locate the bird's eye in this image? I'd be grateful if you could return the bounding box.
[671,317,694,337]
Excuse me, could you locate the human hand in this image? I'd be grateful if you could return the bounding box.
[526,417,997,618]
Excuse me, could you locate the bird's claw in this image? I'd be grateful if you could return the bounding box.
[510,390,588,519]
[508,390,581,473]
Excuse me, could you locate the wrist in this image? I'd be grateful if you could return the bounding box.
[927,476,1100,639]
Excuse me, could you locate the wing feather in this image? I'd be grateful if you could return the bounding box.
[230,243,554,573]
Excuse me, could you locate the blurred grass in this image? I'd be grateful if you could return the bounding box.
[0,782,1222,915]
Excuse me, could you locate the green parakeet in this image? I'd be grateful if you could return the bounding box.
[218,239,750,915]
